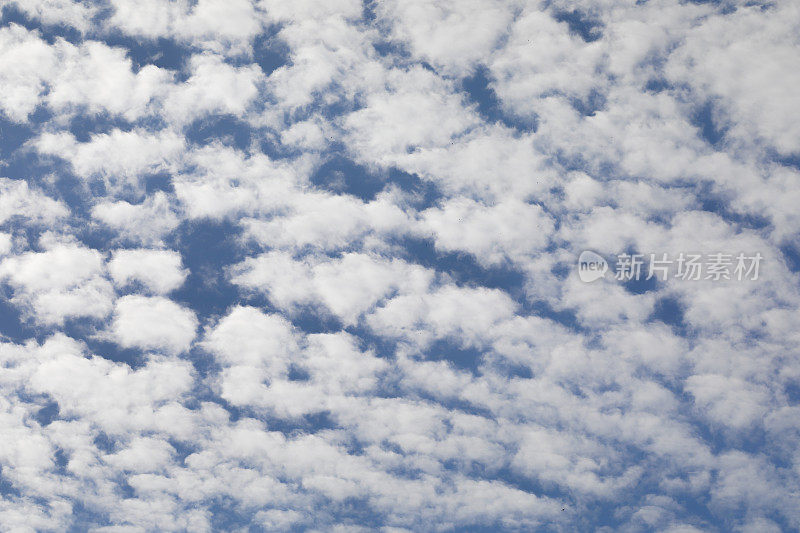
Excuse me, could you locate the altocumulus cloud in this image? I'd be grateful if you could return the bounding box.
[0,0,799,531]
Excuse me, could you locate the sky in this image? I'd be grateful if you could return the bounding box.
[0,0,799,531]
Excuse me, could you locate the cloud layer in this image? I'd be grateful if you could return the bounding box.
[1,0,799,531]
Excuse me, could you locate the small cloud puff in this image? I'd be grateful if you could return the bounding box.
[109,295,198,354]
[107,248,188,294]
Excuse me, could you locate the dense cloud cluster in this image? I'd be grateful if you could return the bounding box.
[0,0,799,531]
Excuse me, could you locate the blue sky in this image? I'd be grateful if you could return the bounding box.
[1,0,800,531]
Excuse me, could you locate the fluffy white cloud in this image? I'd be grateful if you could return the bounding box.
[102,437,176,472]
[9,0,99,32]
[163,53,263,125]
[0,238,113,324]
[685,374,770,430]
[203,305,298,370]
[28,339,195,435]
[46,40,172,120]
[108,0,264,52]
[376,0,516,76]
[107,249,187,294]
[398,127,556,201]
[0,25,176,123]
[240,191,411,251]
[0,178,68,225]
[231,251,434,324]
[34,129,184,193]
[343,67,478,164]
[421,198,554,266]
[489,7,605,114]
[203,306,389,419]
[0,233,12,256]
[665,3,800,156]
[0,24,57,122]
[91,192,180,245]
[110,296,198,354]
[367,285,518,348]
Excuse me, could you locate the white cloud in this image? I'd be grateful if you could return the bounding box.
[376,0,516,76]
[489,8,605,114]
[0,178,68,225]
[421,198,554,266]
[259,0,362,23]
[0,239,113,324]
[280,119,328,151]
[0,25,176,123]
[0,233,12,256]
[512,426,640,498]
[231,251,434,324]
[203,306,298,370]
[240,191,411,251]
[9,0,98,32]
[108,0,264,53]
[0,24,57,122]
[665,3,800,156]
[163,53,263,126]
[107,249,187,294]
[110,296,198,354]
[172,144,300,220]
[34,129,184,193]
[685,374,769,430]
[398,127,555,201]
[103,437,175,473]
[91,192,181,245]
[367,285,518,348]
[343,67,478,164]
[46,40,172,120]
[265,10,379,111]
